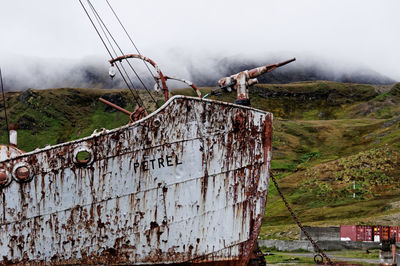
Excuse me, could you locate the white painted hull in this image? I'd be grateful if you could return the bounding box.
[0,96,272,265]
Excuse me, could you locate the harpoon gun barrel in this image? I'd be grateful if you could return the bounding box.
[217,57,296,106]
[248,57,296,78]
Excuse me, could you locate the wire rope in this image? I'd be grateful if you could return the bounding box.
[105,0,158,80]
[79,0,147,112]
[86,1,147,111]
[88,0,160,108]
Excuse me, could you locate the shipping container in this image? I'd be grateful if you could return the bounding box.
[382,226,390,241]
[390,226,398,242]
[344,225,399,242]
[397,227,400,243]
[373,226,381,242]
[356,225,365,241]
[340,225,357,241]
[365,225,373,241]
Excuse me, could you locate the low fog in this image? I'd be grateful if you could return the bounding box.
[0,0,399,91]
[0,53,395,91]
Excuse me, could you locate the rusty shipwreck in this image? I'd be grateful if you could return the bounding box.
[0,94,273,265]
[0,1,296,265]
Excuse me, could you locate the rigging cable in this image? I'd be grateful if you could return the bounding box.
[88,0,160,108]
[86,1,147,111]
[79,0,144,110]
[86,0,150,109]
[105,0,158,81]
[78,0,147,112]
[79,0,113,59]
[0,68,10,141]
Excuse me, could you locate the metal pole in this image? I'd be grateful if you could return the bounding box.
[98,97,132,116]
[353,181,356,198]
[0,67,10,142]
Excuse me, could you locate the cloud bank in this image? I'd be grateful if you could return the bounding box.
[0,0,399,90]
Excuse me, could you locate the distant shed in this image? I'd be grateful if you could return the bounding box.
[300,226,340,241]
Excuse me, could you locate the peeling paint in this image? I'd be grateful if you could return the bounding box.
[218,58,296,103]
[0,96,272,265]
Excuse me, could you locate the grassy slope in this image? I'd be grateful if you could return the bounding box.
[173,81,400,240]
[0,88,163,151]
[261,85,400,240]
[1,81,400,241]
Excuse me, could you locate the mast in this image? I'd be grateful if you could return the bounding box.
[0,67,10,143]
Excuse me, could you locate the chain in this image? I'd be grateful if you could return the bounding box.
[270,172,333,265]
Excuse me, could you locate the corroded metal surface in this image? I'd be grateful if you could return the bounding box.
[99,97,147,122]
[109,54,169,102]
[218,58,296,103]
[154,75,202,98]
[99,97,133,116]
[0,96,272,265]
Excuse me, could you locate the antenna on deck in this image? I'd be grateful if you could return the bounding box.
[0,67,10,142]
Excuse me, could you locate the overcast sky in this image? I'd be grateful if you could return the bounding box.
[0,0,399,86]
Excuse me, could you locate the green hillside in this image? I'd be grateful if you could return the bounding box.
[1,81,400,241]
[177,81,400,239]
[0,88,162,151]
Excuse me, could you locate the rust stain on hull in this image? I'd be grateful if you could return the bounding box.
[0,96,272,265]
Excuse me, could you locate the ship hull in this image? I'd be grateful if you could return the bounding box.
[0,96,272,265]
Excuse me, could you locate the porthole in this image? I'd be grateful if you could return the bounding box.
[76,151,91,164]
[0,168,11,187]
[73,146,94,166]
[12,162,33,183]
[153,119,161,128]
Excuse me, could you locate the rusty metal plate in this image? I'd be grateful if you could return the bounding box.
[0,96,272,265]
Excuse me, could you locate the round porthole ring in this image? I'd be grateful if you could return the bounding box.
[0,168,12,187]
[153,118,161,128]
[12,162,33,183]
[73,146,94,167]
